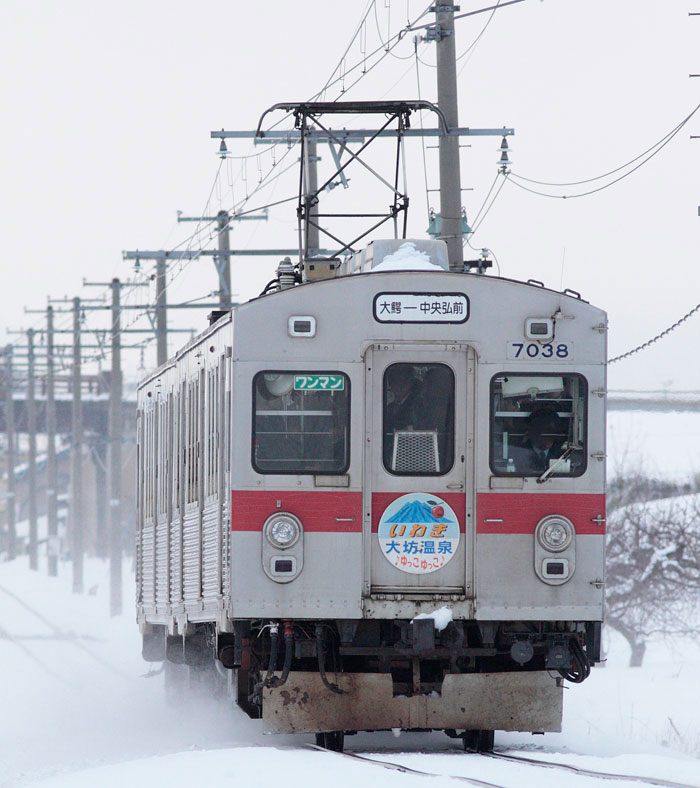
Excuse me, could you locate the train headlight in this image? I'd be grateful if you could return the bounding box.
[264,513,302,550]
[536,515,574,553]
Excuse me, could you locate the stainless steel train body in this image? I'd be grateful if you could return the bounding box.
[136,239,606,747]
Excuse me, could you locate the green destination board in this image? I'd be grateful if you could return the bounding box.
[294,374,345,391]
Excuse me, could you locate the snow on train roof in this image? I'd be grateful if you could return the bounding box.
[369,241,444,272]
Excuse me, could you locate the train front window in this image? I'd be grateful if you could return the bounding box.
[490,373,587,477]
[382,363,455,475]
[253,371,350,474]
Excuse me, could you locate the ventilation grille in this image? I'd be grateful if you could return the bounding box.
[392,430,439,473]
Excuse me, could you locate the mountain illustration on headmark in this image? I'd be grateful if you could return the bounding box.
[386,500,453,524]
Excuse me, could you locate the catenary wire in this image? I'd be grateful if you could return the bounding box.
[509,100,700,191]
[470,173,507,233]
[469,172,500,228]
[609,302,700,364]
[14,2,435,371]
[374,0,415,59]
[456,0,501,61]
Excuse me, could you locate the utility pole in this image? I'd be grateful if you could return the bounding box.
[82,276,150,614]
[216,210,231,306]
[46,307,58,576]
[4,345,16,560]
[124,249,245,366]
[177,208,270,305]
[435,0,464,271]
[109,278,123,616]
[306,139,320,255]
[155,255,168,367]
[27,328,38,570]
[71,297,83,593]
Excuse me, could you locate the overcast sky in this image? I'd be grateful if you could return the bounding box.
[1,0,698,390]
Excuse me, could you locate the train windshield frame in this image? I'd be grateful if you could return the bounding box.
[382,362,455,476]
[252,370,350,475]
[489,372,588,478]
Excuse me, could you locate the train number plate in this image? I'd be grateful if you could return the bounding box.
[507,341,574,361]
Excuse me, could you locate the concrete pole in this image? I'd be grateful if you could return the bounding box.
[109,278,123,616]
[216,210,232,306]
[27,328,38,570]
[306,139,320,256]
[436,0,464,271]
[71,297,84,593]
[155,255,168,366]
[46,307,58,576]
[4,345,16,560]
[93,439,108,558]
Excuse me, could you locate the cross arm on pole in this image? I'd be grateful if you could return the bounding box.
[177,211,268,224]
[211,127,514,143]
[123,248,329,259]
[82,279,149,288]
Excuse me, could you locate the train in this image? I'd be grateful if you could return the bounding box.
[136,236,606,752]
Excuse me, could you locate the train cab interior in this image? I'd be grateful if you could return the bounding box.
[490,373,587,478]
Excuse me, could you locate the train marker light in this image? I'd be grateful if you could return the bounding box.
[536,515,574,553]
[264,513,302,550]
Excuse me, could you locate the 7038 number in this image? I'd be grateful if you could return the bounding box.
[507,341,572,360]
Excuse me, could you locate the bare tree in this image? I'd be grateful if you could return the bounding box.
[606,492,700,666]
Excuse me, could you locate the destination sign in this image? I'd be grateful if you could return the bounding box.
[373,292,469,324]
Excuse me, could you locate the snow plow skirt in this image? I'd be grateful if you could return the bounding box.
[262,671,562,734]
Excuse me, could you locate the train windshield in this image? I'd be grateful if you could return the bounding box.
[490,373,587,477]
[382,362,455,475]
[253,371,350,474]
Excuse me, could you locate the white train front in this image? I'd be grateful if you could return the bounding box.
[136,239,606,752]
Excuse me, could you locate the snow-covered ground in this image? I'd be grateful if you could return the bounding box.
[608,410,700,482]
[1,554,699,788]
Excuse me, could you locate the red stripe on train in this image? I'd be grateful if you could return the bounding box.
[370,492,466,533]
[231,490,363,532]
[476,492,606,535]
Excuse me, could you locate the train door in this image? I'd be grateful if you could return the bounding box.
[364,344,475,595]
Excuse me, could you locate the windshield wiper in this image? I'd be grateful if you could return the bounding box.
[536,444,580,484]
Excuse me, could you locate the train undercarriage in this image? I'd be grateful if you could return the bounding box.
[143,617,600,752]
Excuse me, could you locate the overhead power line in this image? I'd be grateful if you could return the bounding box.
[507,100,700,199]
[609,302,700,364]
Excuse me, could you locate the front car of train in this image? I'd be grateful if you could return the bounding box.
[136,236,606,752]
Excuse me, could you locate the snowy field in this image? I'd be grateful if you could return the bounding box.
[608,410,700,483]
[1,554,699,788]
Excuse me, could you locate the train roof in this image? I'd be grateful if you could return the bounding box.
[137,261,606,390]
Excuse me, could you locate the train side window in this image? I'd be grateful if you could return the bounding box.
[490,373,587,477]
[252,371,350,475]
[382,363,455,476]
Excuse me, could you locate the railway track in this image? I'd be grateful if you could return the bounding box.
[486,751,699,788]
[0,620,73,685]
[0,581,130,679]
[308,745,504,787]
[310,745,700,788]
